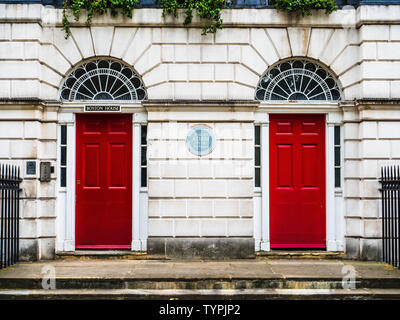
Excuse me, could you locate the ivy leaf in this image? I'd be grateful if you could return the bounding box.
[274,0,337,16]
[62,0,337,40]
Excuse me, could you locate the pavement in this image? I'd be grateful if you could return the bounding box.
[0,258,400,299]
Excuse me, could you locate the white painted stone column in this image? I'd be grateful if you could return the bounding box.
[326,120,337,251]
[64,117,76,252]
[131,117,142,251]
[335,122,345,252]
[260,118,270,251]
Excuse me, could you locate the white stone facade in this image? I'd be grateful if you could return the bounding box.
[145,105,255,257]
[342,101,400,260]
[0,104,58,260]
[0,4,399,260]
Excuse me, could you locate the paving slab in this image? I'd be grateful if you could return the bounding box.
[0,260,276,279]
[269,260,346,278]
[1,259,400,292]
[342,260,400,279]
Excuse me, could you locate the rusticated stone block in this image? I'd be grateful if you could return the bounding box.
[148,238,255,259]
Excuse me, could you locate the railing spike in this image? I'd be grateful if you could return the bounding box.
[0,162,22,269]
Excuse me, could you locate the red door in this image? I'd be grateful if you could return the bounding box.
[269,114,326,248]
[76,114,132,249]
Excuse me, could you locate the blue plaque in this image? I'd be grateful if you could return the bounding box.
[186,125,215,156]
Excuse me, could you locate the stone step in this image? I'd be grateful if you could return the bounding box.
[2,259,399,300]
[1,288,400,300]
[55,251,345,261]
[1,276,400,290]
[55,251,147,260]
[256,251,346,260]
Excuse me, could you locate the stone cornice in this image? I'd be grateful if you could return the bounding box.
[143,100,258,112]
[143,99,258,106]
[0,98,60,107]
[1,4,399,27]
[356,98,400,106]
[340,99,400,107]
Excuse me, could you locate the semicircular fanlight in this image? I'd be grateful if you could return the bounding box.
[60,59,147,101]
[255,59,342,102]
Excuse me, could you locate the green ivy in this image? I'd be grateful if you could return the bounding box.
[274,0,338,16]
[62,0,337,40]
[160,0,225,35]
[62,0,225,39]
[62,0,139,39]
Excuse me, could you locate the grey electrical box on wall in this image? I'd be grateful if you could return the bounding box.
[40,162,51,182]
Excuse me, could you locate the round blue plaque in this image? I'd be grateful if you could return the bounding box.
[186,125,215,156]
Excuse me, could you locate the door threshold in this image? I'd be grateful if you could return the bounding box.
[256,250,346,260]
[56,250,147,260]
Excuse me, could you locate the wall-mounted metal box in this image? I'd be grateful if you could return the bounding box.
[40,162,51,182]
[26,161,36,175]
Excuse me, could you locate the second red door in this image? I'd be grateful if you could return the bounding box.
[269,114,326,249]
[76,114,132,249]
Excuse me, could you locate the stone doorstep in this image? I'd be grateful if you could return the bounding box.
[55,251,147,260]
[55,250,346,261]
[2,276,400,291]
[1,288,400,300]
[256,251,347,260]
[2,259,400,297]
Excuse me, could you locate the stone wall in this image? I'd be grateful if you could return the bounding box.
[0,103,57,260]
[0,5,399,102]
[0,4,399,260]
[342,100,400,260]
[146,105,256,258]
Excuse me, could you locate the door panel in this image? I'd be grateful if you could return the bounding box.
[269,114,326,248]
[84,144,100,188]
[301,144,318,188]
[109,143,127,188]
[76,114,132,249]
[277,145,293,188]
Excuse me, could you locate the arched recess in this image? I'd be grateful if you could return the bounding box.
[253,58,345,253]
[59,58,147,101]
[57,57,148,253]
[255,58,343,102]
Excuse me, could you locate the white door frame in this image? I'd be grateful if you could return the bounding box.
[56,102,147,252]
[254,102,344,252]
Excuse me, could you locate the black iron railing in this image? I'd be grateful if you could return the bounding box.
[0,164,22,269]
[380,166,400,268]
